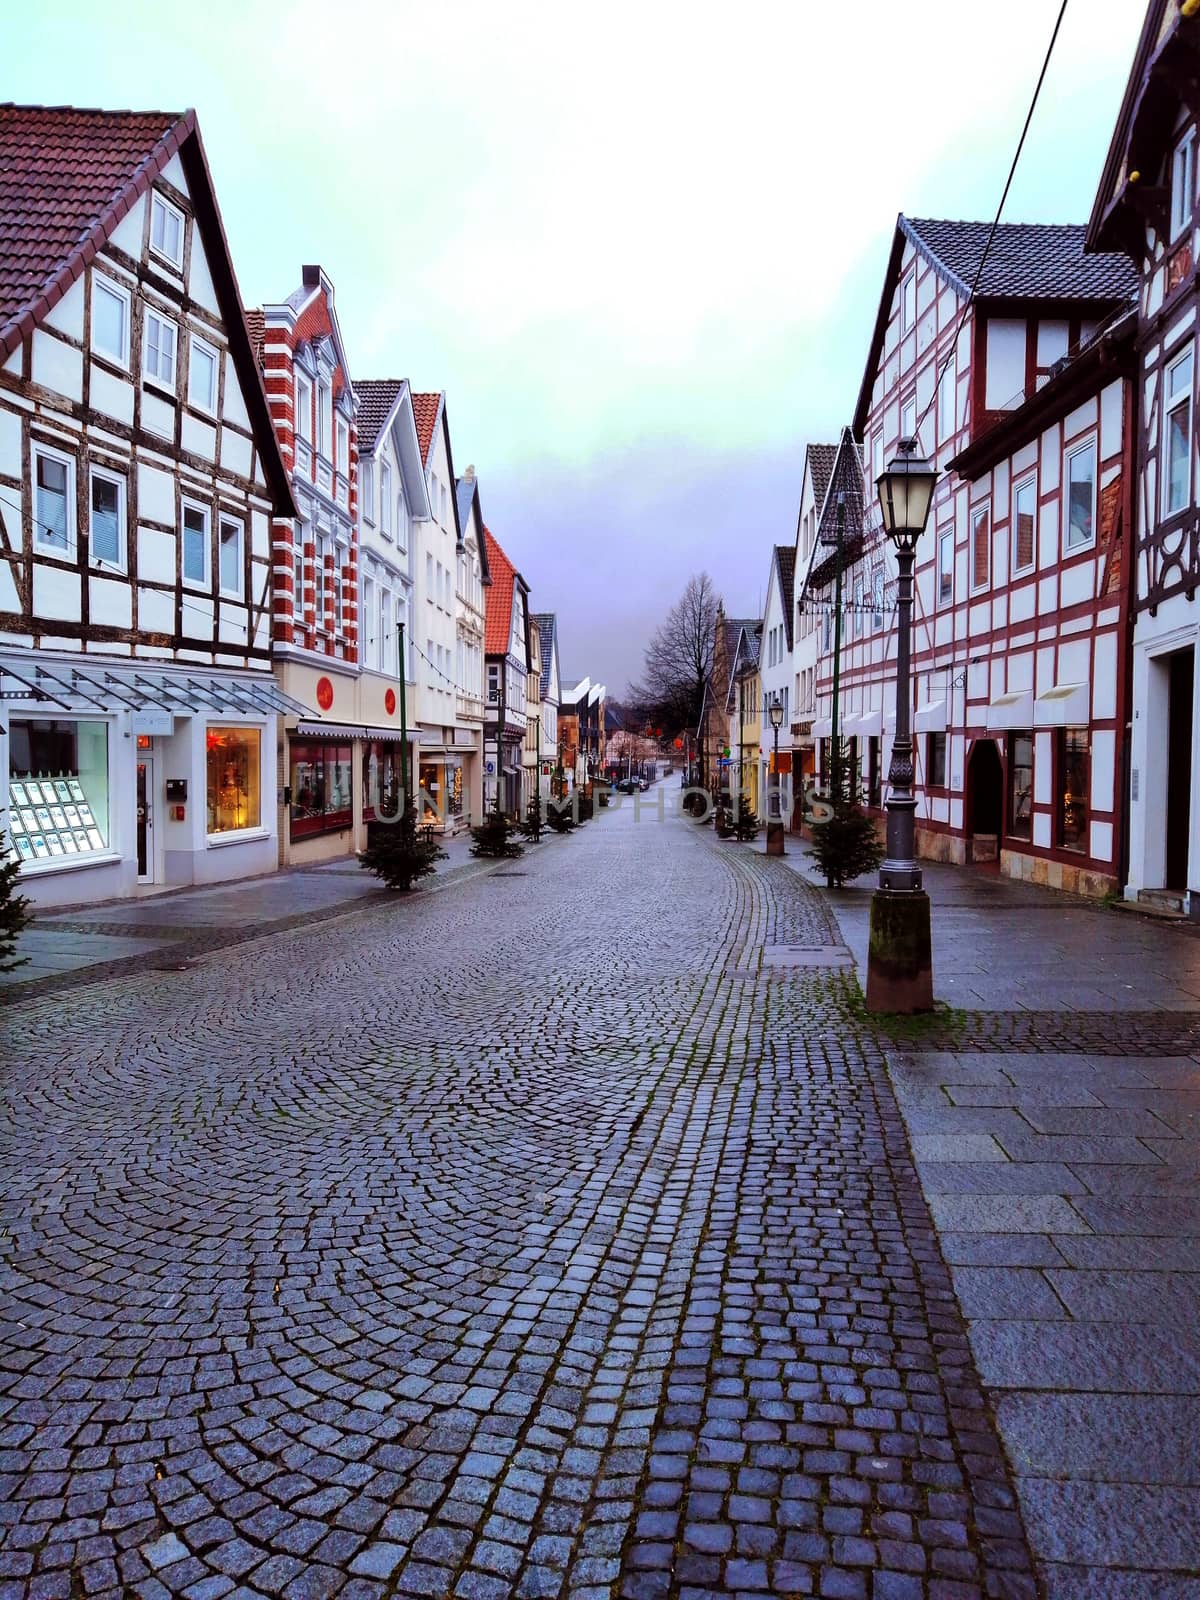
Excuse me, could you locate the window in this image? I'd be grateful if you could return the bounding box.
[296,374,313,442]
[315,534,329,624]
[1164,347,1194,516]
[901,397,917,443]
[8,718,110,864]
[872,569,884,628]
[1065,442,1097,549]
[396,490,408,550]
[143,310,177,387]
[182,502,209,586]
[1013,476,1036,572]
[380,588,392,673]
[289,738,352,839]
[927,732,947,788]
[293,534,305,621]
[92,276,130,366]
[938,527,954,603]
[206,725,261,834]
[380,463,392,535]
[150,193,184,266]
[426,551,434,599]
[89,468,125,569]
[362,739,405,823]
[188,337,217,412]
[971,506,990,589]
[1171,129,1196,241]
[901,272,916,333]
[363,576,376,667]
[33,447,73,553]
[361,459,375,522]
[218,517,243,596]
[1007,731,1033,840]
[938,356,956,442]
[1058,728,1089,853]
[488,662,500,702]
[853,578,864,636]
[336,417,349,475]
[317,383,332,458]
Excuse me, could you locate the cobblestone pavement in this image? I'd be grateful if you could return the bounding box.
[0,798,1036,1599]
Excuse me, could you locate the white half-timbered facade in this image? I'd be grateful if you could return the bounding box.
[0,106,297,905]
[803,216,1136,896]
[789,442,837,817]
[758,544,795,816]
[1089,0,1200,910]
[455,468,490,825]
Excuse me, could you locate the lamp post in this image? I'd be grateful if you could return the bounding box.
[866,437,939,1013]
[766,696,785,857]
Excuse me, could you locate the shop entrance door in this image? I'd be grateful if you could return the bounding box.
[1166,648,1194,890]
[136,754,156,882]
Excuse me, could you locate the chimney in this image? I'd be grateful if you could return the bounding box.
[464,464,476,482]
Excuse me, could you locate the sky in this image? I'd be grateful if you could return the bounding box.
[8,0,1145,692]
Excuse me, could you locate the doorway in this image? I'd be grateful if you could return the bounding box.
[136,753,156,883]
[965,738,1003,861]
[1166,648,1194,890]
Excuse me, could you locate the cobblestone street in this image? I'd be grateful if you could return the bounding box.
[0,800,1041,1600]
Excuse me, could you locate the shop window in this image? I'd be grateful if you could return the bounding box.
[290,739,353,839]
[1007,730,1033,840]
[362,739,405,823]
[419,761,445,825]
[8,718,110,864]
[206,726,261,835]
[927,731,947,788]
[1058,727,1090,853]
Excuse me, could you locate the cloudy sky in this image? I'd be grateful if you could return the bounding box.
[11,0,1143,690]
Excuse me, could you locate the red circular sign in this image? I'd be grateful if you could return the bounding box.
[316,676,334,711]
[384,688,397,716]
[674,737,683,749]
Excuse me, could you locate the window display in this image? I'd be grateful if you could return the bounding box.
[290,739,353,839]
[419,761,445,826]
[8,720,110,866]
[1007,731,1033,841]
[206,725,262,835]
[362,740,405,822]
[1058,728,1090,853]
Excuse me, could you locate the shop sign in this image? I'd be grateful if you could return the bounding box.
[385,688,397,716]
[133,710,173,737]
[316,677,334,711]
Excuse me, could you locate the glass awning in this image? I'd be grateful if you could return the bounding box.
[0,660,312,718]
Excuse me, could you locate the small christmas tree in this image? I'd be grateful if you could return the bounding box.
[359,801,446,891]
[0,833,30,970]
[520,792,545,842]
[546,800,576,833]
[806,737,885,888]
[730,800,761,841]
[471,795,525,859]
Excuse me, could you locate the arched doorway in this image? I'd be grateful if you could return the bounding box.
[965,738,1003,862]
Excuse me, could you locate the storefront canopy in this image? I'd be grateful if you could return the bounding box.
[1,659,310,718]
[294,720,421,742]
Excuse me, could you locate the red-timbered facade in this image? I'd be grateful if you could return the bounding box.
[1088,0,1200,910]
[802,216,1137,895]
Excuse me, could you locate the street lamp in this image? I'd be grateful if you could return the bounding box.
[866,437,939,1013]
[766,696,785,857]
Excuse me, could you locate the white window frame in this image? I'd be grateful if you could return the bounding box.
[218,515,244,597]
[1163,346,1194,517]
[901,271,916,334]
[1171,129,1196,243]
[1064,440,1098,551]
[32,443,76,556]
[143,309,178,390]
[396,491,408,551]
[181,499,210,589]
[970,504,991,592]
[317,383,332,459]
[361,458,375,524]
[380,588,392,673]
[901,397,917,444]
[938,527,954,604]
[150,192,185,268]
[872,569,885,628]
[938,356,956,443]
[91,274,131,368]
[295,373,313,443]
[1012,474,1037,576]
[336,416,349,476]
[380,463,392,536]
[88,465,126,571]
[188,334,218,414]
[426,551,434,602]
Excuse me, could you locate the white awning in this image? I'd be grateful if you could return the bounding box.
[1035,683,1088,726]
[845,709,883,737]
[2,657,309,718]
[914,699,948,733]
[986,689,1033,731]
[811,716,833,737]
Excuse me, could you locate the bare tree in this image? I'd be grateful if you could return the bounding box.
[627,572,720,735]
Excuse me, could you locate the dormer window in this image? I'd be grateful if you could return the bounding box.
[1171,129,1196,242]
[150,193,184,268]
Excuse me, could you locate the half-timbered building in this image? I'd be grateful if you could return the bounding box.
[1089,0,1200,910]
[789,442,837,820]
[482,526,531,815]
[758,545,794,815]
[0,106,297,905]
[455,467,490,826]
[804,216,1136,895]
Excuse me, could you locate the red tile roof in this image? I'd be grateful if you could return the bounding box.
[483,527,515,656]
[412,391,441,466]
[243,307,265,366]
[0,103,186,353]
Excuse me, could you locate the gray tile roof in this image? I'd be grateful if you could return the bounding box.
[904,217,1136,302]
[532,612,557,700]
[355,379,404,454]
[775,545,796,651]
[808,443,839,516]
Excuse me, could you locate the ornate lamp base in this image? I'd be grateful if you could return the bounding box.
[866,888,933,1013]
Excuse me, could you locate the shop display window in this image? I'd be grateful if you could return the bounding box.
[1058,728,1090,853]
[362,740,405,822]
[290,740,353,839]
[419,761,445,825]
[8,719,110,865]
[206,725,262,835]
[1007,731,1033,841]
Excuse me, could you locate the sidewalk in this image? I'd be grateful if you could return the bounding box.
[770,840,1200,1597]
[0,826,501,1000]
